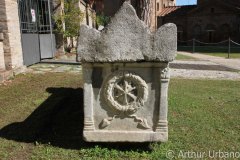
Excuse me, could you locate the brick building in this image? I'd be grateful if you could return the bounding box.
[0,0,24,82]
[0,0,95,82]
[94,0,239,42]
[90,0,176,31]
[158,0,240,43]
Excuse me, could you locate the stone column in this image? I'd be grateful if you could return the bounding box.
[0,42,5,70]
[3,0,23,69]
[156,66,170,133]
[0,33,5,70]
[83,64,95,131]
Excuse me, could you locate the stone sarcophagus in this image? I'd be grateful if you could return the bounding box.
[78,2,177,142]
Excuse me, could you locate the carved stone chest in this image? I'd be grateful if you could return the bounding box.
[78,2,177,142]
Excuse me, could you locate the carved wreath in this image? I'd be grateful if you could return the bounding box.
[103,71,148,115]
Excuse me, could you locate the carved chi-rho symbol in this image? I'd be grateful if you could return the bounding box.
[113,79,137,106]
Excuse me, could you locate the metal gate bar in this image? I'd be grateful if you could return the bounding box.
[18,0,55,65]
[38,0,51,33]
[19,0,38,33]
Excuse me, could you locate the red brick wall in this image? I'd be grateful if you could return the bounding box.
[158,3,240,43]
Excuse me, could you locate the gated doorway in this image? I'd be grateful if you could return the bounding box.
[18,0,56,66]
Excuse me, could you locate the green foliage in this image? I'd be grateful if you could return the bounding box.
[96,14,110,27]
[54,0,84,38]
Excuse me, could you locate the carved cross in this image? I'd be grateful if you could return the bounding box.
[114,80,137,105]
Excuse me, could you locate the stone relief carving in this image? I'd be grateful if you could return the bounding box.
[100,71,150,129]
[103,71,148,114]
[161,67,170,79]
[79,1,176,142]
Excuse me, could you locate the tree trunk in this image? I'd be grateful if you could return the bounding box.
[90,0,155,30]
[131,0,153,29]
[136,0,150,25]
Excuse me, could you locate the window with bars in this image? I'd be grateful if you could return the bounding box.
[18,0,52,33]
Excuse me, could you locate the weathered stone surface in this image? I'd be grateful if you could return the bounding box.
[78,2,177,62]
[82,63,170,142]
[0,70,13,83]
[81,2,175,142]
[153,23,177,62]
[0,33,3,41]
[78,25,101,62]
[0,42,5,70]
[0,0,23,69]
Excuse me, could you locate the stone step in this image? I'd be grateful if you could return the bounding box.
[0,70,13,83]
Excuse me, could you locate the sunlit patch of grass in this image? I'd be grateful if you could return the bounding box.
[202,53,240,59]
[176,54,198,60]
[0,73,239,159]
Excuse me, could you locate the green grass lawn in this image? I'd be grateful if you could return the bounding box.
[176,54,198,60]
[201,53,240,59]
[0,73,239,160]
[178,46,240,59]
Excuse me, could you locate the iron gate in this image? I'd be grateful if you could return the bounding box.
[18,0,56,66]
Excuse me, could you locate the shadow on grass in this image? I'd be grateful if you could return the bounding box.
[0,87,151,152]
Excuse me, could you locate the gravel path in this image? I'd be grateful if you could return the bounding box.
[170,62,236,72]
[27,63,240,80]
[178,52,240,70]
[171,69,240,80]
